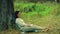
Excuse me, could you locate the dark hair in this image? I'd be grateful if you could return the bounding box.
[12,11,20,29]
[15,11,20,18]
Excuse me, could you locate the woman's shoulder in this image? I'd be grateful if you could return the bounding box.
[16,18,23,21]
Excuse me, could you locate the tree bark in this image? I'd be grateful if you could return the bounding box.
[57,0,60,3]
[0,0,14,31]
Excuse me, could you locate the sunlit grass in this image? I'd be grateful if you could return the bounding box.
[14,2,60,34]
[0,2,60,34]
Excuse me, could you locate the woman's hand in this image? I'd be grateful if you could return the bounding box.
[27,24,31,27]
[27,23,33,27]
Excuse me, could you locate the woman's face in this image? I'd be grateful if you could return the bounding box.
[17,12,20,18]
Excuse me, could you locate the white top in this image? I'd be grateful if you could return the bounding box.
[16,18,43,29]
[16,18,27,27]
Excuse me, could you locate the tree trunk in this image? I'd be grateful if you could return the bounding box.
[57,0,60,3]
[0,0,14,31]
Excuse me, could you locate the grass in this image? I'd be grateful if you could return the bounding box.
[15,2,60,34]
[14,2,52,16]
[0,2,60,34]
[0,15,60,34]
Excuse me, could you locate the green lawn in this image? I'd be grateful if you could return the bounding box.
[0,2,60,34]
[0,15,60,34]
[15,2,60,34]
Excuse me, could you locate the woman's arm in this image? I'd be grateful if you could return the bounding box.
[16,18,28,27]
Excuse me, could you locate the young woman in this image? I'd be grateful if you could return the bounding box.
[14,11,49,32]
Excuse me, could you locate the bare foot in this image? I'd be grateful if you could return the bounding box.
[45,28,50,32]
